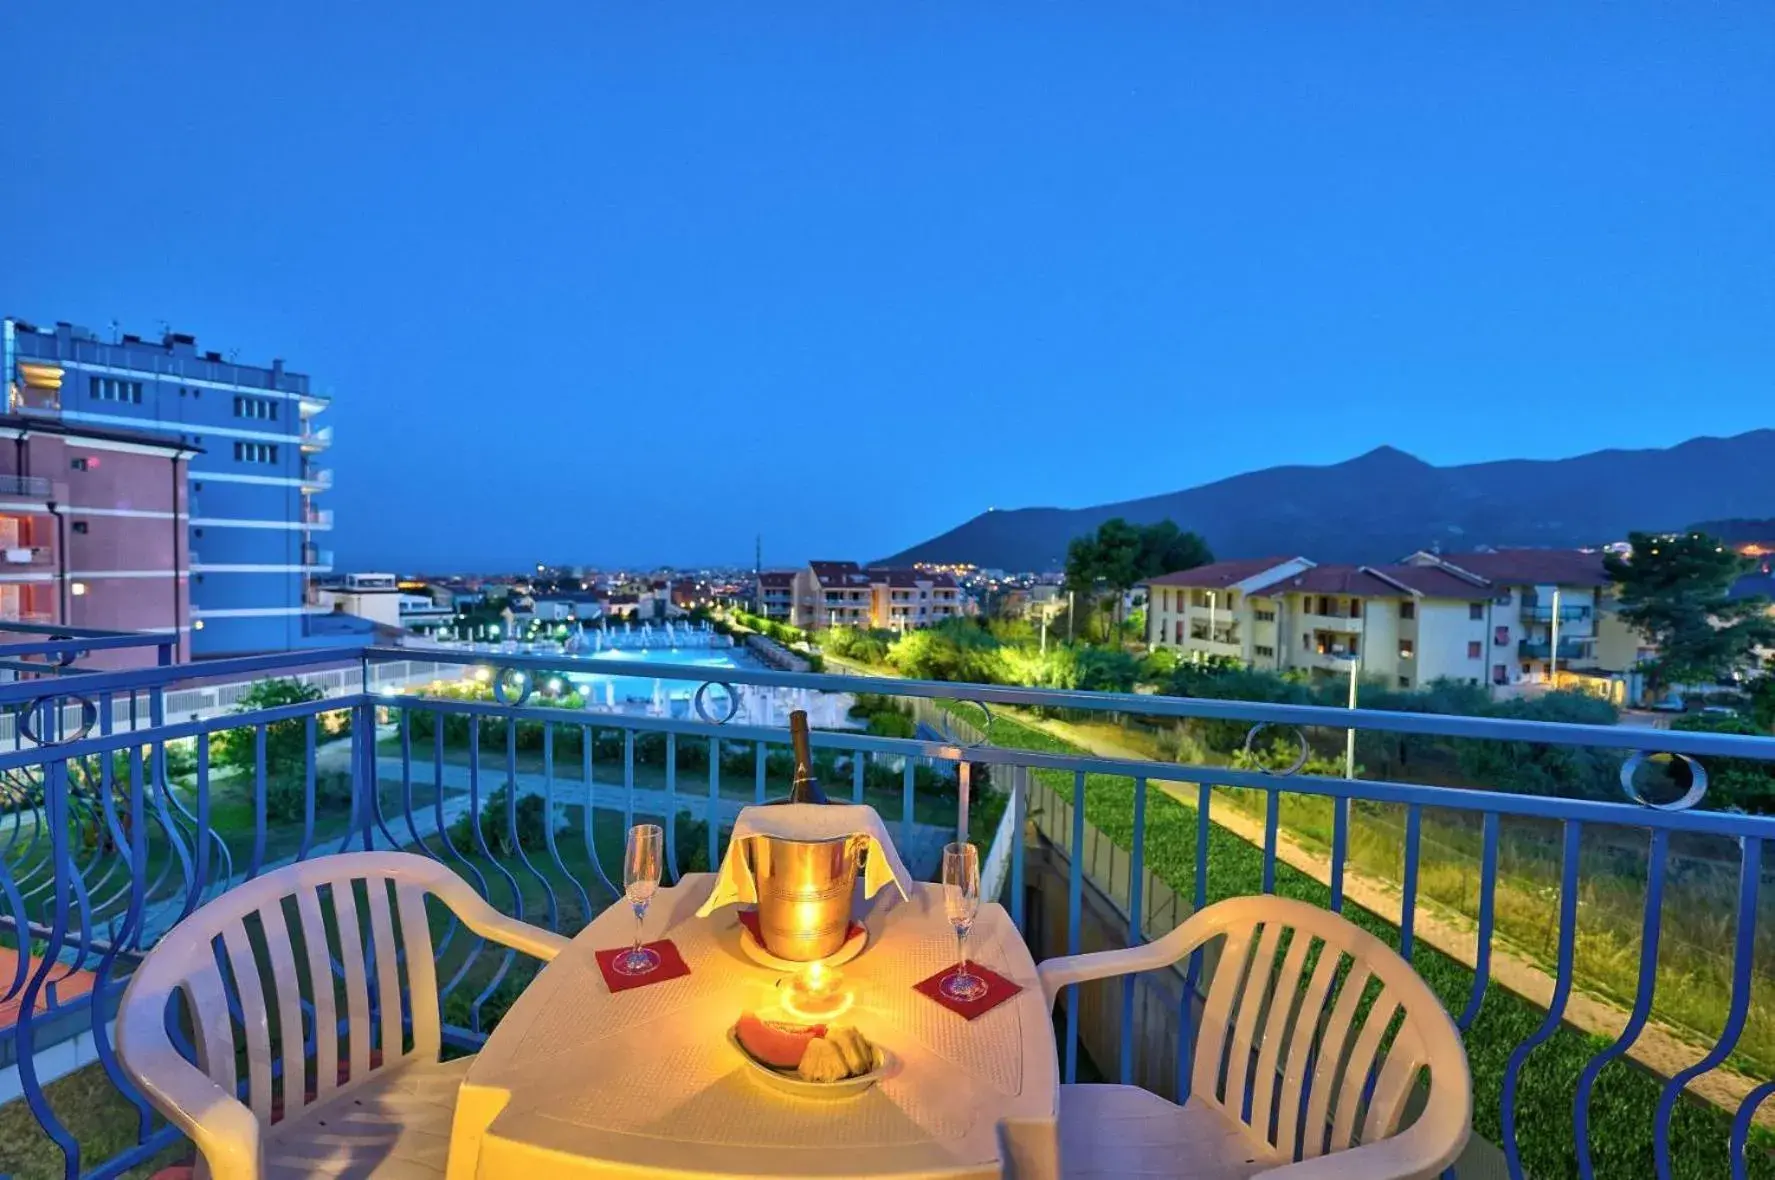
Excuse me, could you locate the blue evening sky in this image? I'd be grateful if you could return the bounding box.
[2,3,1770,571]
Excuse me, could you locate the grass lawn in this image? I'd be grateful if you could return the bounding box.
[977,706,1773,1180]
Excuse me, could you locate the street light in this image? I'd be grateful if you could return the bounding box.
[1341,653,1361,780]
[1549,586,1562,688]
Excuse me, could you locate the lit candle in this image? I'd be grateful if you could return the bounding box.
[780,961,851,1021]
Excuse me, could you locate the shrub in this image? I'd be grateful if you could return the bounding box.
[1671,711,1775,813]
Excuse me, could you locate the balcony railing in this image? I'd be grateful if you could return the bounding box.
[303,507,334,529]
[300,465,333,490]
[1,545,52,566]
[1520,639,1590,660]
[1521,602,1592,624]
[300,423,334,450]
[0,645,1772,1177]
[0,474,52,499]
[302,545,335,570]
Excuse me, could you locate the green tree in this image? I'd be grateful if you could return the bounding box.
[1067,518,1209,640]
[1604,531,1775,697]
[212,679,329,776]
[1669,711,1775,813]
[1135,520,1214,581]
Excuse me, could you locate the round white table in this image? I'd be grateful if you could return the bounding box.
[445,873,1060,1179]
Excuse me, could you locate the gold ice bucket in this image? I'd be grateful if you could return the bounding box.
[746,833,864,962]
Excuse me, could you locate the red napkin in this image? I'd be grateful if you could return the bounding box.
[595,940,690,993]
[737,909,865,945]
[914,961,1023,1020]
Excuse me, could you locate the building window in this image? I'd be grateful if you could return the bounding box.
[1254,608,1275,622]
[1350,599,1362,619]
[1398,676,1411,689]
[1494,626,1510,646]
[1398,639,1414,658]
[1467,640,1483,659]
[1493,664,1508,684]
[70,457,89,471]
[71,521,88,534]
[233,395,278,420]
[1469,602,1485,621]
[1400,600,1415,620]
[234,441,279,464]
[89,376,143,403]
[1303,634,1312,650]
[1254,644,1275,658]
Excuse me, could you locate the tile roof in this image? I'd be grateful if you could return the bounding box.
[868,567,959,589]
[757,571,796,588]
[809,560,871,588]
[1144,558,1302,590]
[1247,565,1414,598]
[1369,564,1492,599]
[1422,549,1612,588]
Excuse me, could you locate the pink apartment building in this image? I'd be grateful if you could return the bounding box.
[0,414,196,666]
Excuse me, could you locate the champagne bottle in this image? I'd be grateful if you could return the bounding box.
[786,709,829,804]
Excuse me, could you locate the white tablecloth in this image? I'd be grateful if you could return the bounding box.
[446,874,1059,1179]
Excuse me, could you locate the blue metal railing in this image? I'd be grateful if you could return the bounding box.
[0,643,1770,1178]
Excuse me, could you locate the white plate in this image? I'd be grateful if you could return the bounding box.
[737,918,869,971]
[726,1027,889,1100]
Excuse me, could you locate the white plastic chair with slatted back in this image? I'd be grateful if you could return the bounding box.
[117,851,569,1180]
[1037,895,1470,1180]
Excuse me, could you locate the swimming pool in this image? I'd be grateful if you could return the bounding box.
[563,645,759,707]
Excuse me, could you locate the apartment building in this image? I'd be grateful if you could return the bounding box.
[789,561,963,630]
[1146,549,1634,698]
[4,318,333,657]
[871,568,964,631]
[0,414,196,664]
[756,571,796,621]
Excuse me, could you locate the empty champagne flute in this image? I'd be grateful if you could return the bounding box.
[941,841,987,1002]
[618,823,664,975]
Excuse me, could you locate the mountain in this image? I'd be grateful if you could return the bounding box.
[880,430,1775,571]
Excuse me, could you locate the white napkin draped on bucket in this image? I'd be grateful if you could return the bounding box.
[695,803,914,917]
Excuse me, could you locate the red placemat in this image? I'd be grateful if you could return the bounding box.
[736,909,865,944]
[594,940,690,993]
[914,961,1023,1020]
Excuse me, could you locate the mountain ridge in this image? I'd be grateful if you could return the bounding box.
[879,430,1775,570]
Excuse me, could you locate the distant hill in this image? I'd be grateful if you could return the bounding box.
[880,430,1775,571]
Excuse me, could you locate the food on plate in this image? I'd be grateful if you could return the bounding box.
[827,1026,872,1075]
[796,1037,850,1083]
[735,1011,826,1069]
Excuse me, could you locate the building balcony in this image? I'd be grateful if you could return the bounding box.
[300,465,333,490]
[1,645,1769,1178]
[303,545,334,571]
[0,474,52,500]
[1519,639,1590,661]
[304,507,334,530]
[1302,610,1364,632]
[1188,626,1240,648]
[1,546,52,566]
[1305,644,1361,671]
[300,423,334,451]
[298,391,331,417]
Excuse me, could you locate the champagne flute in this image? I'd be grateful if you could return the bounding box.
[940,841,987,1002]
[618,823,664,975]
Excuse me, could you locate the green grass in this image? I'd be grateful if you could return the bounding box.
[974,706,1774,1180]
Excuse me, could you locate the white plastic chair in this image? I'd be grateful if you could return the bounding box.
[1038,895,1470,1180]
[117,851,569,1180]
